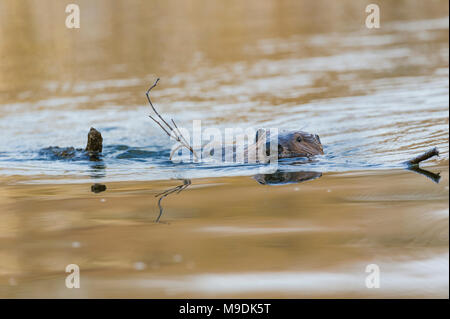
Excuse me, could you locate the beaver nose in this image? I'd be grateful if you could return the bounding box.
[318,146,324,155]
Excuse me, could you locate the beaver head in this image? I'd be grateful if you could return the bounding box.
[277,131,324,158]
[258,129,324,159]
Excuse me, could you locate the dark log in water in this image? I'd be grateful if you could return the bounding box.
[405,147,439,166]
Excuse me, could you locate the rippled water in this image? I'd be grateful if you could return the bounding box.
[0,3,448,182]
[0,0,448,298]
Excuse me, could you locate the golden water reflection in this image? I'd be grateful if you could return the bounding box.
[0,166,448,298]
[0,0,448,298]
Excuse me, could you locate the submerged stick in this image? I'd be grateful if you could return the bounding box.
[404,147,439,167]
[155,179,191,223]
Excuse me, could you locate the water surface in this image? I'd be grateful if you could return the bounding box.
[0,0,448,298]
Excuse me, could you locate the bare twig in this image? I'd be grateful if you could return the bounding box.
[171,118,197,158]
[171,119,191,150]
[148,115,171,137]
[146,78,198,160]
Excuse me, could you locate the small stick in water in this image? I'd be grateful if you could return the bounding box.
[404,147,439,167]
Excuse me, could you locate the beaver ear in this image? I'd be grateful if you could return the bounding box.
[315,134,321,144]
[256,129,266,143]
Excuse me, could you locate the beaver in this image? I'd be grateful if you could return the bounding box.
[254,128,323,160]
[145,78,323,162]
[189,128,324,164]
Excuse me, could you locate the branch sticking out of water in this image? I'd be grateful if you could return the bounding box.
[146,78,198,160]
[405,147,439,167]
